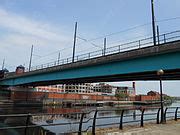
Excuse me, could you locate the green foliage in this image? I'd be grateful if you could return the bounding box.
[115,92,129,100]
[163,95,174,101]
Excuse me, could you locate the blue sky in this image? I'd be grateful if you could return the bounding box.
[0,0,180,96]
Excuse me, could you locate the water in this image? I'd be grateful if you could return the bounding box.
[0,101,179,134]
[38,102,179,134]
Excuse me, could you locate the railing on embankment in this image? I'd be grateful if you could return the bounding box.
[0,107,180,135]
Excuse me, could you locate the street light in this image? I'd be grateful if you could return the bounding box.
[157,69,164,123]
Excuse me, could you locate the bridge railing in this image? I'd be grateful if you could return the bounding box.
[29,30,180,72]
[0,107,179,135]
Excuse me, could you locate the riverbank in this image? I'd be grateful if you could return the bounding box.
[76,120,180,135]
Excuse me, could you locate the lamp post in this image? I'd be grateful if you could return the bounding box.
[157,69,164,123]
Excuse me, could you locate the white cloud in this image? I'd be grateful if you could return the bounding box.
[0,8,70,42]
[0,33,71,70]
[0,8,72,71]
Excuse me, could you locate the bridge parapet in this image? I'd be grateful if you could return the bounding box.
[1,30,180,86]
[29,30,180,71]
[3,39,180,80]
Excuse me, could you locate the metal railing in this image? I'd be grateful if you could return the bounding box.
[29,30,180,72]
[0,107,179,135]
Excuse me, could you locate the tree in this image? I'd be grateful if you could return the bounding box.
[163,95,174,102]
[115,92,129,101]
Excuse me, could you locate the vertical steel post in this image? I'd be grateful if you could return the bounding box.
[25,114,31,135]
[157,25,160,45]
[103,38,106,56]
[78,113,85,135]
[175,107,178,121]
[159,77,164,123]
[57,52,60,65]
[72,22,78,63]
[92,110,98,135]
[164,108,168,123]
[140,109,145,127]
[157,108,161,124]
[138,40,141,49]
[1,59,5,70]
[28,45,34,71]
[119,45,121,52]
[88,53,91,59]
[151,0,156,46]
[119,110,124,130]
[163,34,166,43]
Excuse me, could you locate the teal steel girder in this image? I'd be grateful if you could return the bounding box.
[1,51,180,86]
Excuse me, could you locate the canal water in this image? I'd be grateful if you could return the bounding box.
[0,101,179,134]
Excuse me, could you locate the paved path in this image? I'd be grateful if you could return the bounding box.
[95,120,180,135]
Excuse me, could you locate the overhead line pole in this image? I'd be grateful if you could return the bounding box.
[29,45,34,71]
[2,59,5,70]
[157,25,160,45]
[103,38,106,56]
[72,22,78,63]
[151,0,156,45]
[57,52,60,65]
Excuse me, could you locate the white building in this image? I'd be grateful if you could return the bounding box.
[36,82,136,96]
[36,83,94,94]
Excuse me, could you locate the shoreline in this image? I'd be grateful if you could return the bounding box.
[71,119,180,135]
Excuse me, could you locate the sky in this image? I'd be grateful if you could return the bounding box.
[0,0,180,96]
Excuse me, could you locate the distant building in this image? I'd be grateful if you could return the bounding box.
[115,86,135,96]
[36,82,136,96]
[15,65,25,74]
[135,90,160,101]
[63,83,94,94]
[93,83,113,94]
[8,83,137,101]
[147,91,160,96]
[36,83,94,94]
[115,82,136,96]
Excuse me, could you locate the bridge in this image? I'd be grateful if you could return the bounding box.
[0,30,180,86]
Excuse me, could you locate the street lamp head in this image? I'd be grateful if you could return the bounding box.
[157,69,164,76]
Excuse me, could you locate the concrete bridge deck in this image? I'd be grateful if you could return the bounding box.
[1,30,180,86]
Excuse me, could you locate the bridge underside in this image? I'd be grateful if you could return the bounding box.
[24,69,180,86]
[1,40,180,86]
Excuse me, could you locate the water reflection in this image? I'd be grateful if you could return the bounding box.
[133,110,136,120]
[0,102,178,135]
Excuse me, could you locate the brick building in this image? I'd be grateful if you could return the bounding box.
[135,91,160,101]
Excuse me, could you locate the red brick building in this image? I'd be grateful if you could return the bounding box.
[135,91,160,101]
[147,91,160,96]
